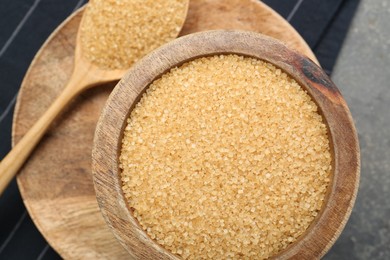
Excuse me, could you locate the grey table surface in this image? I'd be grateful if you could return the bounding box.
[324,0,390,258]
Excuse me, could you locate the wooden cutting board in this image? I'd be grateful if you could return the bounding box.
[13,0,317,259]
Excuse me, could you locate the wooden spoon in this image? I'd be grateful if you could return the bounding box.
[0,1,189,195]
[0,23,126,195]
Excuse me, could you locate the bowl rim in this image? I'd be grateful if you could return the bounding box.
[92,30,360,259]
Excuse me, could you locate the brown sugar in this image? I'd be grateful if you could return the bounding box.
[120,54,332,259]
[80,0,188,70]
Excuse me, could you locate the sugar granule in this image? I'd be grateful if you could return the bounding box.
[120,55,332,259]
[80,0,188,70]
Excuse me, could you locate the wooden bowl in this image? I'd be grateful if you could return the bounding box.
[92,30,360,259]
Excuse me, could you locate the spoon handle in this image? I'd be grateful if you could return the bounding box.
[0,71,90,195]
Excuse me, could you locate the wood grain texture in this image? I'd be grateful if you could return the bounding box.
[13,1,321,259]
[92,31,359,259]
[180,0,318,64]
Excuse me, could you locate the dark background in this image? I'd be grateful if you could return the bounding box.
[0,0,364,259]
